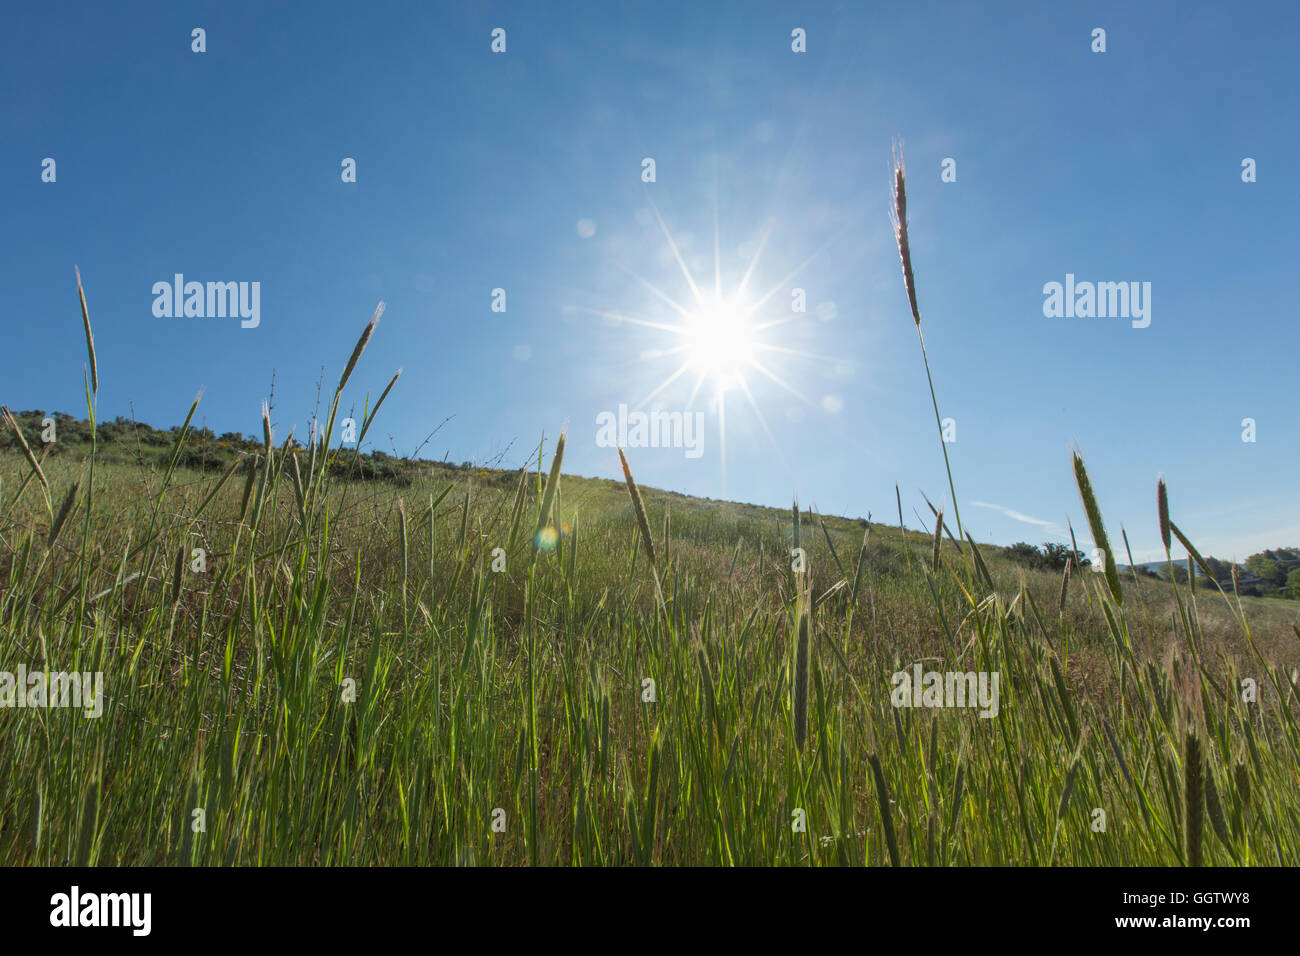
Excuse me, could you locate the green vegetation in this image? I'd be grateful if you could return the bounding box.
[0,408,496,489]
[1242,550,1300,598]
[1005,542,1090,573]
[2,164,1298,866]
[1141,549,1300,600]
[1000,536,1300,604]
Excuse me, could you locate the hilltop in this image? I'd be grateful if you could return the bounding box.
[7,408,1299,603]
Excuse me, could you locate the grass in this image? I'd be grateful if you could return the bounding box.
[1,160,1298,866]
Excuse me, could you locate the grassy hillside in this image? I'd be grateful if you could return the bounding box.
[3,401,1298,865]
[2,166,1298,867]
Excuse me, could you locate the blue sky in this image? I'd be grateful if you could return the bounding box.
[3,1,1297,564]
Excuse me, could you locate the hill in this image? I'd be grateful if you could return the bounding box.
[3,397,1299,865]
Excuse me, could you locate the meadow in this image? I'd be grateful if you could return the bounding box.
[1,160,1297,867]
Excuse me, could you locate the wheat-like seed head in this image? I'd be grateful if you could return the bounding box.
[891,143,921,327]
[1,406,50,501]
[1058,557,1073,617]
[75,266,97,396]
[1234,761,1251,810]
[1204,764,1231,852]
[1072,449,1123,606]
[931,508,943,571]
[535,428,566,544]
[618,446,657,566]
[339,301,385,394]
[261,400,273,452]
[1158,477,1171,553]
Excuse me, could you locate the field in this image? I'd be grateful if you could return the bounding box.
[2,163,1298,867]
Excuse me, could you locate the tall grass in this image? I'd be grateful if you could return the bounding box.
[0,159,1297,866]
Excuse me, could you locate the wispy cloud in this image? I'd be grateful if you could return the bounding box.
[971,501,1065,538]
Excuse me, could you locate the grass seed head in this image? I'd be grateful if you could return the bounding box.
[1058,557,1073,617]
[339,301,384,394]
[618,446,657,566]
[891,144,922,327]
[1158,477,1171,553]
[931,508,943,571]
[2,406,50,501]
[1072,449,1122,606]
[75,267,97,396]
[261,401,273,452]
[535,428,566,545]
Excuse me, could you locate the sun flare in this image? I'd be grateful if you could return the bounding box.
[682,297,756,390]
[575,190,848,493]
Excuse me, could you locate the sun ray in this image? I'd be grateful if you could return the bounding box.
[735,372,787,465]
[638,345,691,361]
[753,343,846,364]
[712,158,723,300]
[685,371,707,410]
[572,305,686,335]
[634,362,694,411]
[747,227,846,313]
[750,314,801,333]
[716,385,727,495]
[734,220,775,302]
[613,259,694,319]
[748,359,816,407]
[646,194,705,308]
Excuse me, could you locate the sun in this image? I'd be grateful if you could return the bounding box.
[573,189,847,493]
[682,296,756,390]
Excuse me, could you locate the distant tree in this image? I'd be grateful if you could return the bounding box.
[1158,563,1189,584]
[1202,556,1234,583]
[1006,542,1042,568]
[1041,542,1087,572]
[1276,549,1300,582]
[1246,555,1284,586]
[1005,541,1087,572]
[1287,567,1300,594]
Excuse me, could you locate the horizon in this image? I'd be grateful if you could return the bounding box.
[9,405,1299,576]
[4,0,1298,565]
